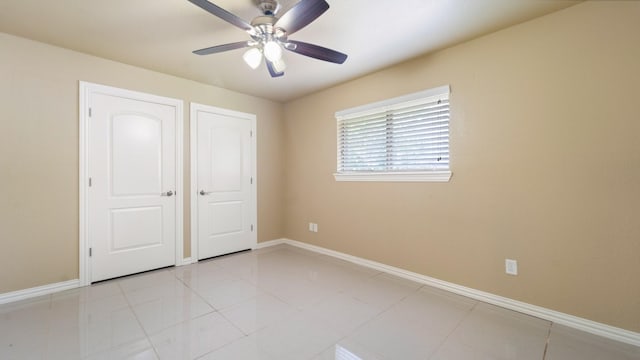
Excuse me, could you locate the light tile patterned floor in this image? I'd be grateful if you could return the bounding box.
[1,244,638,359]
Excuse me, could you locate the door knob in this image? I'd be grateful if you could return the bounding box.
[161,190,174,197]
[199,190,213,196]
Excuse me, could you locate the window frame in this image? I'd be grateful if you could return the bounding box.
[334,85,452,182]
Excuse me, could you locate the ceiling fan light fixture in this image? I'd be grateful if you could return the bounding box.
[272,58,287,73]
[188,0,348,78]
[263,41,283,62]
[243,48,263,69]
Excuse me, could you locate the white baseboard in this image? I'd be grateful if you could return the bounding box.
[0,242,282,305]
[0,279,80,305]
[3,240,637,346]
[265,238,640,347]
[254,238,287,249]
[3,255,198,305]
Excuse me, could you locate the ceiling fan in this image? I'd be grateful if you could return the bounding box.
[187,0,348,77]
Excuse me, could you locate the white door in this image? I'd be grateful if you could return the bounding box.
[193,104,256,260]
[87,88,181,282]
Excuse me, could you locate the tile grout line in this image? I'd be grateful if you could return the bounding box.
[307,282,427,359]
[309,285,426,360]
[116,280,163,360]
[193,335,248,360]
[129,266,243,359]
[174,266,266,339]
[173,268,222,314]
[542,322,553,360]
[187,254,301,359]
[428,300,480,359]
[174,263,255,352]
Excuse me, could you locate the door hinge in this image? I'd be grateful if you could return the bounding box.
[250,130,253,137]
[89,108,92,117]
[88,177,92,187]
[251,224,254,232]
[89,248,92,257]
[250,177,253,184]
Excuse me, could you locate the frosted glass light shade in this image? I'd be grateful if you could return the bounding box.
[272,58,286,73]
[243,48,262,69]
[263,41,282,62]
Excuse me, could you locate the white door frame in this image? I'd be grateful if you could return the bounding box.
[190,102,257,261]
[79,81,184,286]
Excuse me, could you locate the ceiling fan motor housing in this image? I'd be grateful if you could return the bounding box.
[256,0,281,16]
[251,17,288,44]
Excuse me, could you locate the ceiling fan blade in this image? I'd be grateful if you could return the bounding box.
[188,0,253,32]
[286,40,347,64]
[193,41,251,55]
[266,60,285,77]
[275,0,329,36]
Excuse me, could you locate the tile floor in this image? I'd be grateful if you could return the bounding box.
[1,244,638,360]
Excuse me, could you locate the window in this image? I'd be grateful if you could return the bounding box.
[334,85,451,182]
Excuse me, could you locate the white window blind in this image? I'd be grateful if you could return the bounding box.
[335,85,451,182]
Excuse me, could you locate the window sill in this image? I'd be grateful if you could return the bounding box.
[333,171,452,183]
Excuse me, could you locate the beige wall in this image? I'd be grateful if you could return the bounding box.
[282,1,640,332]
[0,33,284,293]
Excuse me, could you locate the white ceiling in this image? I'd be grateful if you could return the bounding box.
[0,0,579,102]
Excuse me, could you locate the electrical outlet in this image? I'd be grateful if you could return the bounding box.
[308,222,314,232]
[313,223,318,232]
[505,259,518,275]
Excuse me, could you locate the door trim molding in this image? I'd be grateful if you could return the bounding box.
[189,102,257,261]
[79,81,184,286]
